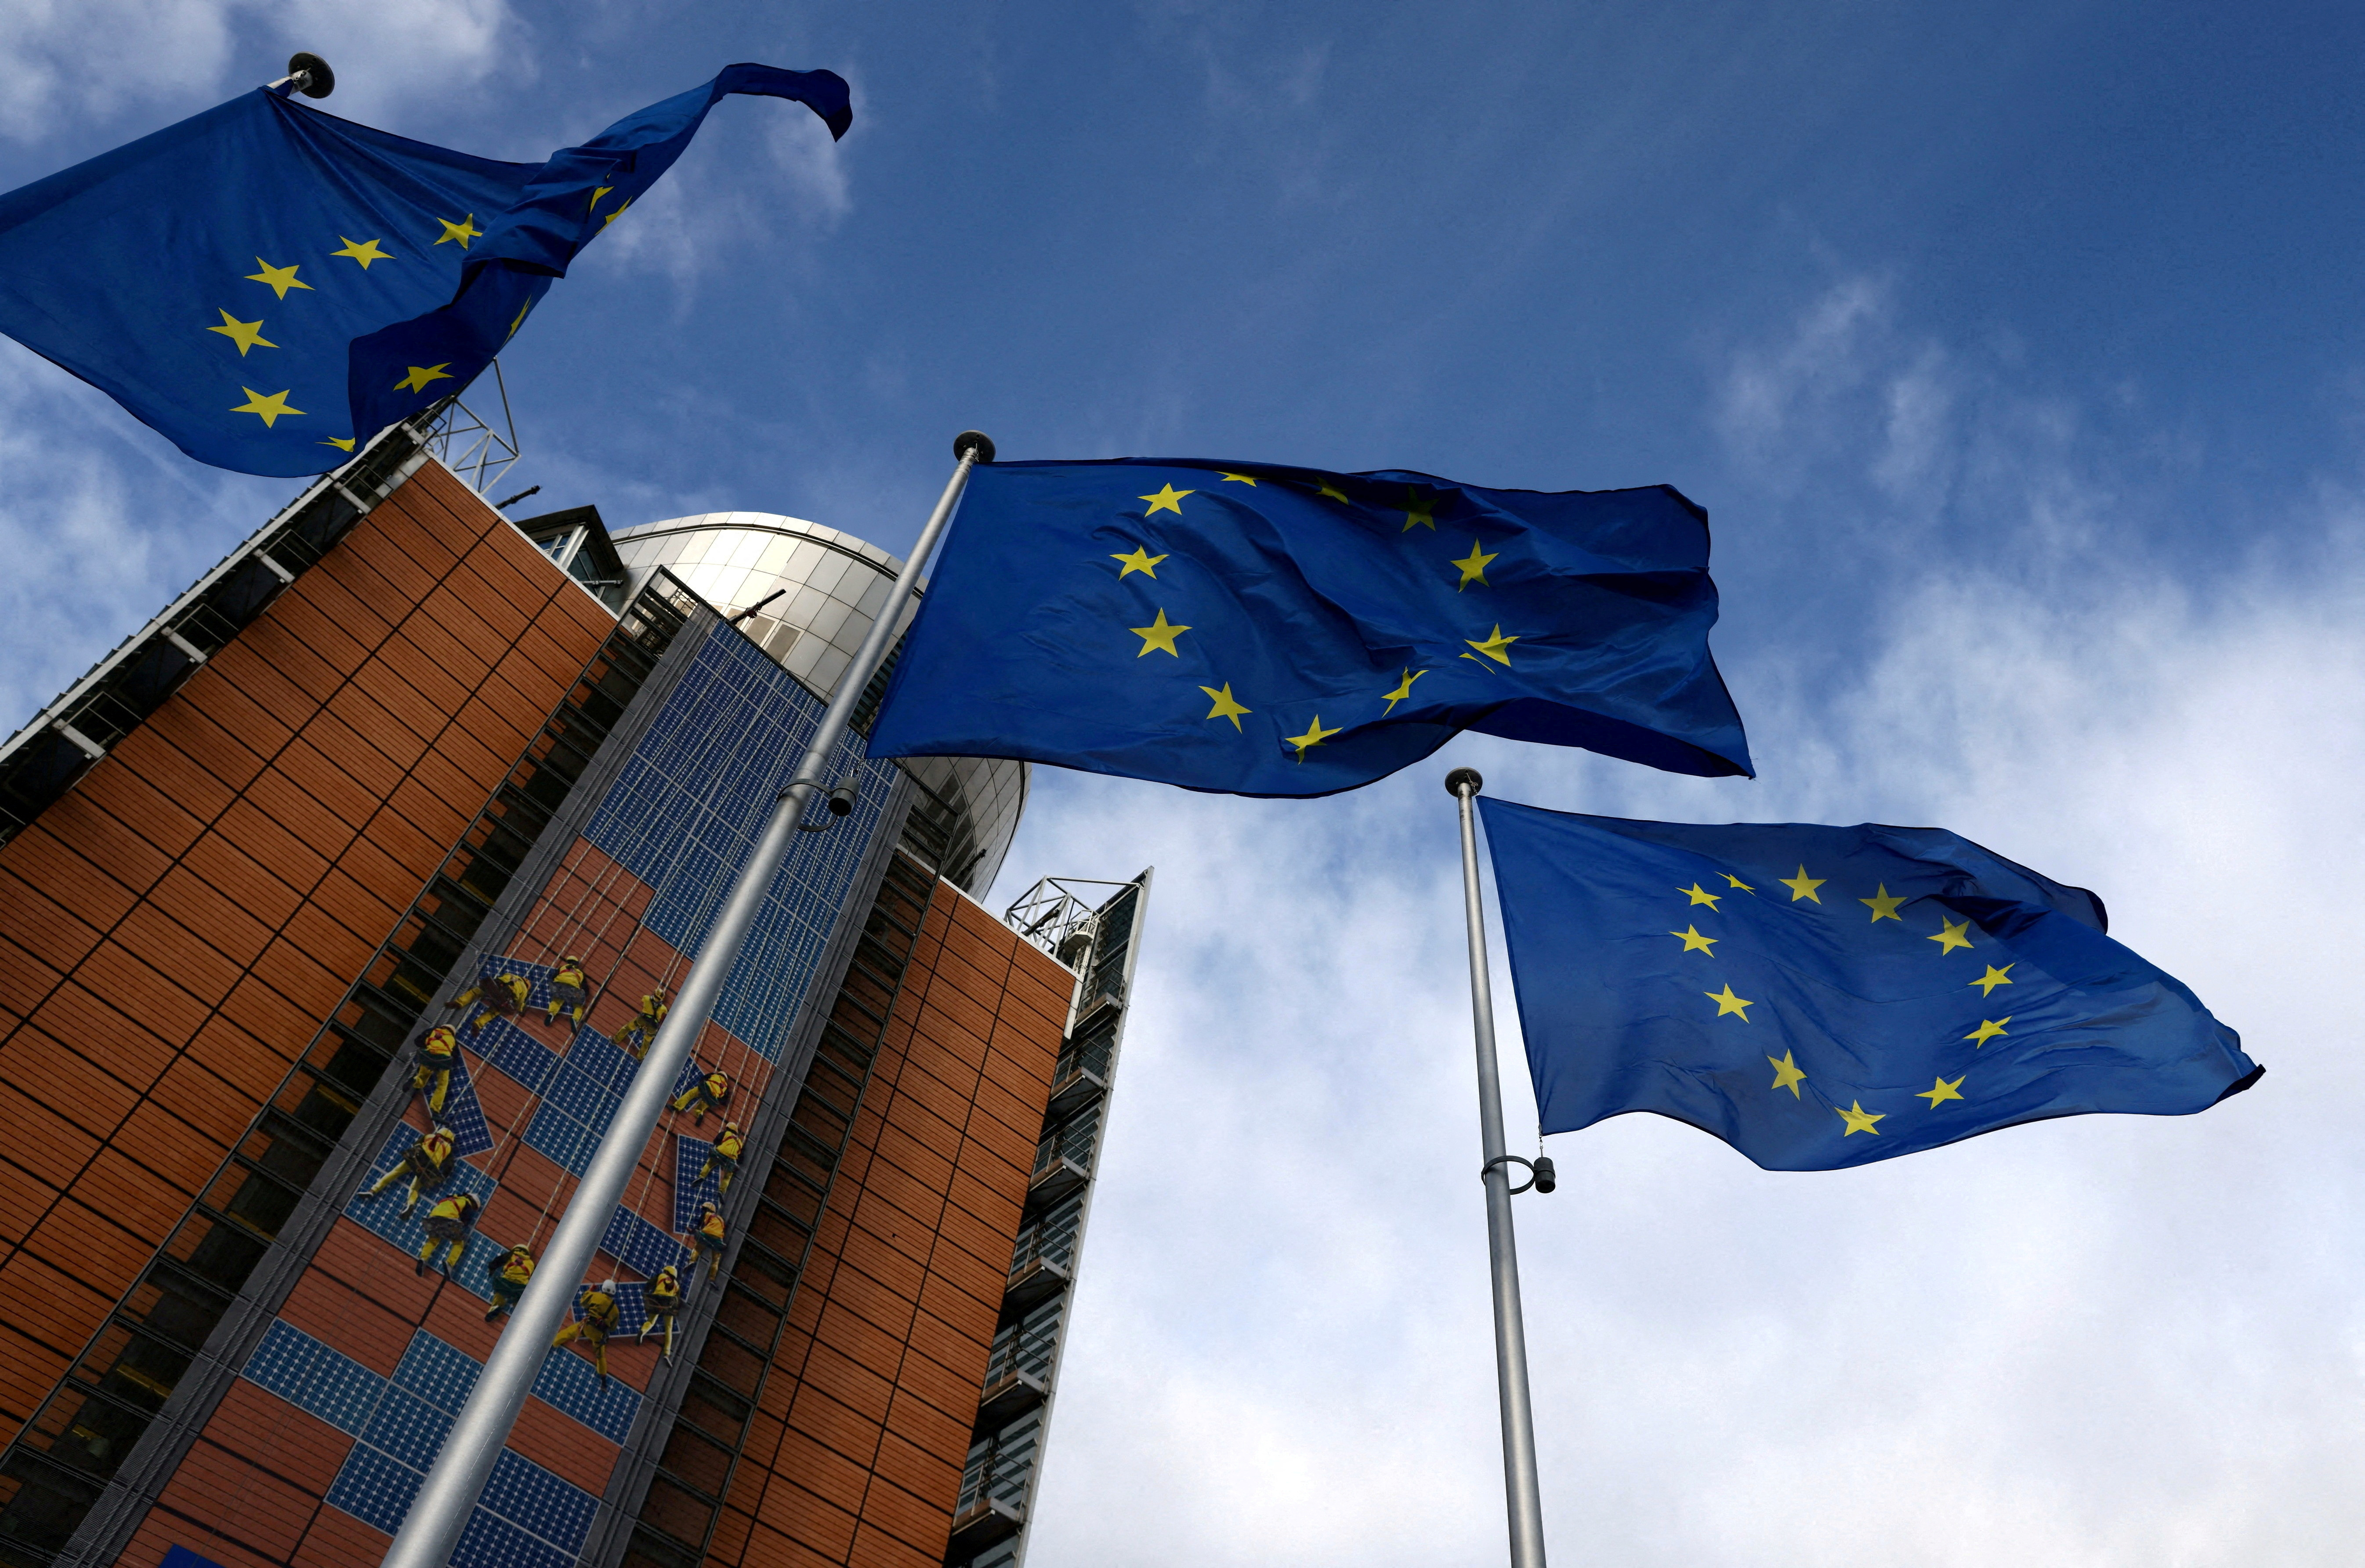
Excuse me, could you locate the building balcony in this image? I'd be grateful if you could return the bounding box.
[947,1496,1025,1558]
[1046,1062,1105,1119]
[1072,986,1123,1033]
[974,1367,1048,1429]
[1001,1255,1073,1315]
[1027,1155,1089,1206]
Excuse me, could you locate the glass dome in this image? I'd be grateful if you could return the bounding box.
[610,511,1027,896]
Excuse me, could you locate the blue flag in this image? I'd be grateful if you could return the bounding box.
[0,64,849,477]
[868,460,1752,796]
[1478,797,2258,1170]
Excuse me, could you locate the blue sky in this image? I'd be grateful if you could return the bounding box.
[4,3,2362,1565]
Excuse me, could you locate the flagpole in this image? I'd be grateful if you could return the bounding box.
[379,431,993,1568]
[1447,767,1548,1568]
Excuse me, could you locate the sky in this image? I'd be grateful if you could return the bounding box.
[3,2,2362,1565]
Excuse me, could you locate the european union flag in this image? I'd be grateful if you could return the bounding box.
[1478,798,2259,1170]
[0,64,849,477]
[868,460,1751,796]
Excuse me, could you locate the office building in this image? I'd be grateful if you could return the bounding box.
[0,418,1144,1568]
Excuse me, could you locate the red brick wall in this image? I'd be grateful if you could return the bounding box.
[715,884,1076,1568]
[0,462,614,1452]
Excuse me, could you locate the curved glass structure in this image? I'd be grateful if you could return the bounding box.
[610,511,1027,895]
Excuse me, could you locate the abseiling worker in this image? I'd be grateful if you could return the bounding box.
[619,987,669,1058]
[672,1066,732,1126]
[547,954,590,1034]
[640,1263,684,1360]
[698,1122,745,1195]
[359,1125,457,1216]
[416,1191,481,1277]
[484,1243,535,1322]
[452,970,530,1036]
[411,1024,461,1114]
[690,1200,728,1284]
[551,1279,624,1385]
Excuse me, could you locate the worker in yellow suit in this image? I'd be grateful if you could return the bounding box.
[639,1263,684,1360]
[416,1192,481,1277]
[698,1122,745,1195]
[359,1126,457,1216]
[551,1281,624,1385]
[452,971,530,1036]
[671,1067,732,1126]
[618,987,669,1058]
[485,1243,535,1322]
[546,955,590,1034]
[411,1025,461,1114]
[689,1201,728,1285]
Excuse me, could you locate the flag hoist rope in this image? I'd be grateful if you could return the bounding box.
[1447,767,1549,1568]
[380,431,993,1568]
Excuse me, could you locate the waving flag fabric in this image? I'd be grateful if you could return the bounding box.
[868,459,1752,796]
[1478,797,2259,1171]
[0,65,849,476]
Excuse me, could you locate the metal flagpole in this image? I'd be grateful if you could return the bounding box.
[380,430,994,1568]
[1446,767,1549,1568]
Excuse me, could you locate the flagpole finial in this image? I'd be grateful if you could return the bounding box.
[954,430,995,464]
[281,52,335,98]
[1445,767,1483,798]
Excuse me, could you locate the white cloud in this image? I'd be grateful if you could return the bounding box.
[0,348,284,736]
[1002,279,2365,1566]
[0,0,518,143]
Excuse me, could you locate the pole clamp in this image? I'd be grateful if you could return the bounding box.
[1481,1154,1556,1195]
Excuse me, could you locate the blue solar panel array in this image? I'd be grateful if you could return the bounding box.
[598,1203,685,1280]
[346,1127,500,1292]
[582,629,899,1064]
[421,1050,494,1158]
[672,1135,722,1231]
[263,624,903,1554]
[477,1016,558,1094]
[243,1325,614,1566]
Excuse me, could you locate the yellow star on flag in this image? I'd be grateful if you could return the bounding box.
[1780,865,1825,903]
[1767,1050,1807,1097]
[1218,471,1257,485]
[1964,1018,2010,1047]
[1129,608,1190,657]
[589,185,615,211]
[1402,488,1437,531]
[1111,545,1168,578]
[1464,624,1518,666]
[508,299,533,338]
[330,236,392,268]
[1285,715,1340,757]
[603,199,634,226]
[1680,883,1722,909]
[436,214,483,248]
[230,387,303,427]
[206,310,275,357]
[1860,884,1906,923]
[1836,1101,1885,1136]
[1668,925,1717,954]
[395,364,455,393]
[1723,873,1755,891]
[320,437,356,452]
[1380,668,1426,715]
[1917,1075,1966,1107]
[1199,683,1251,731]
[1318,482,1350,503]
[1929,917,1974,954]
[244,258,313,299]
[1450,540,1497,590]
[1971,964,2014,997]
[1705,984,1754,1020]
[1139,484,1193,515]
